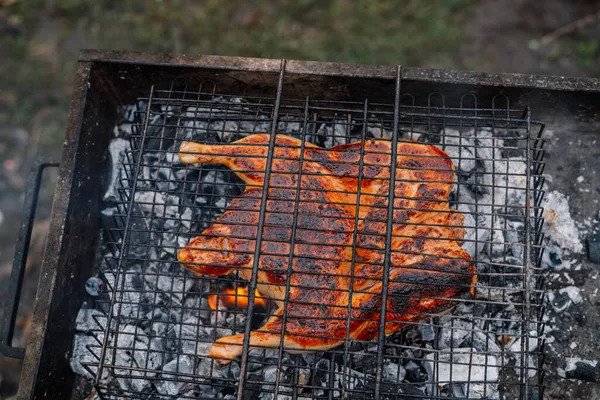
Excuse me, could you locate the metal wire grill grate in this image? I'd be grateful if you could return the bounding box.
[82,65,546,400]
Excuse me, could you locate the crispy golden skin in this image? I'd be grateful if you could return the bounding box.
[178,134,477,364]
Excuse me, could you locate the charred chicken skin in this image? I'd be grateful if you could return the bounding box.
[178,134,477,364]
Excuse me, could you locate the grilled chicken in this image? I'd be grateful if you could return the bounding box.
[178,134,477,364]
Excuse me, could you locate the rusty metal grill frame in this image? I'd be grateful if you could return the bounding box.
[81,62,547,400]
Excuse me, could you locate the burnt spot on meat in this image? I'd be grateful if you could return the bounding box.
[401,159,423,169]
[263,226,291,242]
[298,213,349,232]
[270,174,296,187]
[413,237,426,250]
[387,285,412,313]
[417,184,447,199]
[265,212,292,227]
[260,241,289,255]
[266,198,295,213]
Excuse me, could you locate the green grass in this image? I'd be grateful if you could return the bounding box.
[1,0,473,156]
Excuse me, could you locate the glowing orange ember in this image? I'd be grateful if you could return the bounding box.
[208,287,267,311]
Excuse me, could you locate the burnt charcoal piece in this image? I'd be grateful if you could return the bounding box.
[563,360,598,382]
[404,361,427,383]
[465,171,489,196]
[349,377,425,400]
[587,230,600,264]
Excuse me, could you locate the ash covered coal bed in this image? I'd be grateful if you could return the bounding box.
[69,97,547,400]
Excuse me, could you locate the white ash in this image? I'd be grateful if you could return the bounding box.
[104,138,132,202]
[70,334,105,380]
[541,190,582,270]
[423,347,500,384]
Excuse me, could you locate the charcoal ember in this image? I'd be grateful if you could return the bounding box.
[437,317,472,350]
[103,138,132,202]
[146,337,167,371]
[455,191,492,258]
[471,331,502,354]
[210,120,242,143]
[210,309,229,327]
[144,116,178,151]
[228,361,241,379]
[114,352,152,393]
[100,206,121,241]
[423,348,500,385]
[403,360,427,383]
[277,116,302,137]
[197,356,227,379]
[147,308,172,336]
[145,263,194,303]
[367,123,393,139]
[225,312,247,329]
[349,350,379,374]
[260,365,282,391]
[180,114,211,141]
[70,334,105,379]
[134,191,180,219]
[302,352,323,367]
[505,220,524,260]
[160,104,179,116]
[215,328,235,340]
[75,303,106,332]
[182,294,206,320]
[174,317,210,354]
[114,266,148,319]
[125,102,142,122]
[153,166,178,191]
[490,217,506,258]
[240,114,270,135]
[317,121,352,148]
[456,302,474,315]
[457,204,477,257]
[462,382,500,399]
[443,134,477,173]
[248,348,280,361]
[383,361,407,382]
[465,171,488,196]
[156,355,196,396]
[418,320,436,342]
[314,358,334,386]
[128,334,162,379]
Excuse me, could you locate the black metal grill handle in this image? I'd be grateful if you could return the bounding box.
[0,158,59,359]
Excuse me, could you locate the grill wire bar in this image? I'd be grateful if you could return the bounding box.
[236,59,287,400]
[340,99,369,399]
[272,95,311,399]
[84,66,549,400]
[374,65,402,399]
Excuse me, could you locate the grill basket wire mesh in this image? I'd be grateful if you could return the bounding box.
[82,69,546,400]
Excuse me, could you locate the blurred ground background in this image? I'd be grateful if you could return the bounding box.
[1,0,600,398]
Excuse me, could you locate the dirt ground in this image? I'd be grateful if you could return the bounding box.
[1,0,600,398]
